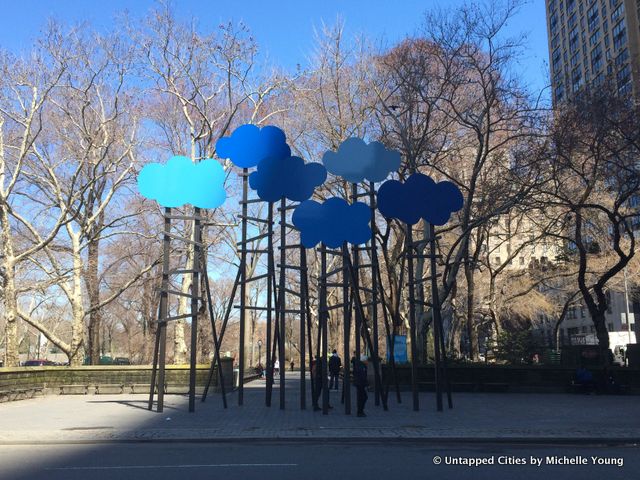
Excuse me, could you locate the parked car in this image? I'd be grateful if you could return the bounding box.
[113,357,131,365]
[23,359,56,366]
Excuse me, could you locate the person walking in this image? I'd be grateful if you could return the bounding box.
[274,359,280,376]
[328,350,342,390]
[354,356,369,417]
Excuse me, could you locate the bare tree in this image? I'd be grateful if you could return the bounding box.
[536,87,640,363]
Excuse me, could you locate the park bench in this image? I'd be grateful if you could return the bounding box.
[94,384,124,394]
[59,384,89,395]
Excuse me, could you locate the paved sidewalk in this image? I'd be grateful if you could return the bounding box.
[0,377,638,443]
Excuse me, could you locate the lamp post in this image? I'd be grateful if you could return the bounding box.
[624,266,632,345]
[257,340,263,365]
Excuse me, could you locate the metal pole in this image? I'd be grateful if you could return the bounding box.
[266,202,274,406]
[238,169,248,405]
[299,246,307,410]
[344,253,388,410]
[429,223,452,410]
[406,225,419,411]
[369,182,380,406]
[202,267,241,402]
[320,246,329,414]
[153,208,172,412]
[624,266,632,345]
[188,207,201,413]
[279,198,287,409]
[342,243,352,414]
[202,262,227,408]
[351,184,361,361]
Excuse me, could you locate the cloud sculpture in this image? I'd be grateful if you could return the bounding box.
[249,156,327,202]
[322,138,401,184]
[292,197,371,248]
[216,124,291,168]
[137,156,226,209]
[377,173,463,226]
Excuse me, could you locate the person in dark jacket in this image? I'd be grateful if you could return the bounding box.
[353,356,369,417]
[328,350,342,390]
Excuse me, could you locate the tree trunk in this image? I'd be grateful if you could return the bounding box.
[2,257,18,367]
[592,310,611,366]
[464,258,479,360]
[69,233,86,366]
[86,237,101,364]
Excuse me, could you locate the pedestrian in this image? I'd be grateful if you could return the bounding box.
[290,359,295,371]
[311,355,333,411]
[274,359,280,376]
[328,349,341,390]
[354,356,369,417]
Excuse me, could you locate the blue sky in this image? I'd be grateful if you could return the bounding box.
[0,0,550,95]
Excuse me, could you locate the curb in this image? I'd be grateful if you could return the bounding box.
[1,437,639,446]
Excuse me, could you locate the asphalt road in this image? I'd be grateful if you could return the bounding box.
[1,440,638,480]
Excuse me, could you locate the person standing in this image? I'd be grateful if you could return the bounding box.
[354,356,369,417]
[328,350,342,390]
[274,359,280,376]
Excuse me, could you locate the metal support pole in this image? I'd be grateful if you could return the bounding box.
[351,184,362,361]
[279,198,287,409]
[369,182,380,406]
[149,208,172,412]
[344,253,388,411]
[299,246,307,410]
[429,223,452,410]
[342,243,352,414]
[406,226,419,411]
[266,202,274,406]
[320,247,330,414]
[624,266,632,345]
[202,262,227,408]
[188,207,201,413]
[238,169,248,405]
[202,267,241,402]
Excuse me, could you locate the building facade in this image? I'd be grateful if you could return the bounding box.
[546,0,640,105]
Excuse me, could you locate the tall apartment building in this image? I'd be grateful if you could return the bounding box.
[541,0,640,351]
[546,0,640,105]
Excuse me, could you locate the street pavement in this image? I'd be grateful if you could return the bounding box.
[1,441,638,480]
[0,375,639,444]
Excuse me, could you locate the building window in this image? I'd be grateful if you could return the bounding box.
[591,43,603,71]
[611,3,623,22]
[587,3,599,30]
[615,48,629,66]
[589,29,601,47]
[612,20,626,50]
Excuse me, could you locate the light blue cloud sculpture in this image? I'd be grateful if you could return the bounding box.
[377,173,463,226]
[322,138,401,184]
[292,197,371,248]
[137,156,226,209]
[216,124,291,168]
[249,156,327,203]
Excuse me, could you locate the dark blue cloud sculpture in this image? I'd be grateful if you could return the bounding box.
[322,137,401,184]
[292,197,371,248]
[249,156,327,202]
[137,156,226,208]
[377,173,464,226]
[215,124,291,168]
